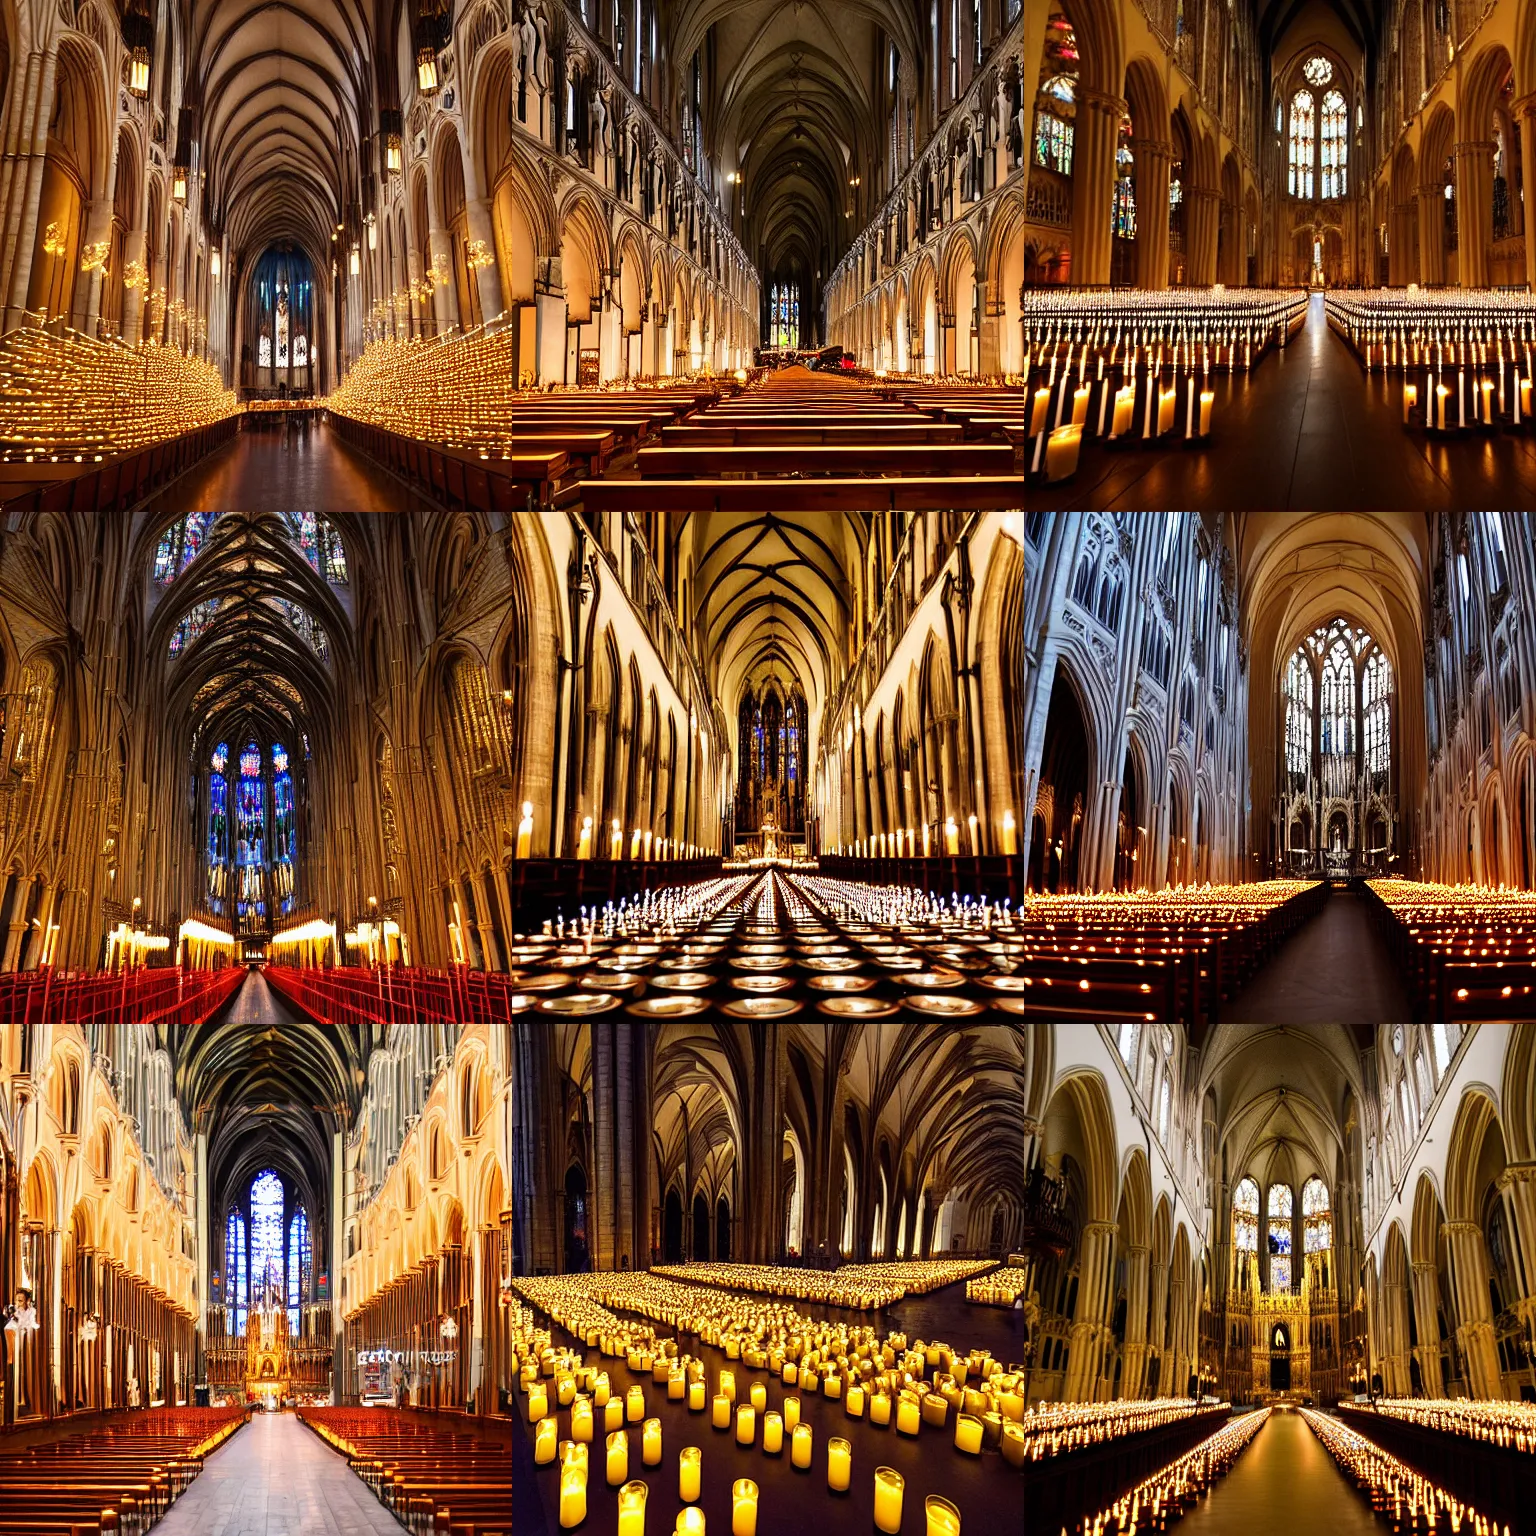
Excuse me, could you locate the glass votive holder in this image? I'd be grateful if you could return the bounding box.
[954,1413,982,1455]
[689,1380,707,1412]
[749,1381,767,1413]
[628,1385,646,1422]
[762,1410,783,1454]
[732,1477,759,1536]
[643,1416,663,1466]
[535,1417,558,1464]
[559,1460,587,1528]
[924,1494,961,1536]
[606,1396,625,1433]
[608,1427,630,1486]
[827,1436,851,1493]
[791,1422,813,1469]
[679,1445,702,1503]
[712,1394,731,1430]
[676,1509,706,1535]
[736,1404,756,1446]
[669,1371,687,1402]
[618,1478,648,1536]
[922,1392,950,1428]
[572,1398,594,1443]
[896,1395,921,1436]
[846,1385,865,1418]
[594,1373,611,1407]
[783,1395,801,1431]
[870,1392,891,1427]
[558,1374,577,1407]
[1001,1420,1026,1469]
[874,1466,904,1534]
[720,1368,736,1403]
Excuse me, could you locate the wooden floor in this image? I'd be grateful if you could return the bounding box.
[207,970,319,1025]
[1037,292,1536,510]
[153,1413,406,1535]
[1221,887,1411,1024]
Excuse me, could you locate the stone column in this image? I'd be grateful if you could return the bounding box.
[76,198,116,335]
[1187,188,1221,285]
[1121,1244,1151,1397]
[1518,99,1536,293]
[465,197,501,326]
[1410,1259,1445,1396]
[1417,184,1446,285]
[1442,1220,1502,1399]
[1063,1220,1117,1401]
[1135,140,1172,289]
[1071,90,1124,287]
[428,228,460,333]
[3,50,59,330]
[1391,202,1417,285]
[1453,141,1495,288]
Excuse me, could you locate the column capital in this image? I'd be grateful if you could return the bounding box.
[1082,1220,1118,1239]
[1137,139,1174,166]
[1078,87,1127,119]
[1496,1162,1536,1187]
[1440,1220,1483,1238]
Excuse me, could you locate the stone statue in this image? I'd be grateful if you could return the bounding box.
[533,7,551,88]
[519,9,538,91]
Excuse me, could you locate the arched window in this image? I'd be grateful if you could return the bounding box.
[1072,553,1095,606]
[283,514,349,585]
[1034,77,1075,174]
[1302,1178,1331,1252]
[1285,649,1313,781]
[1117,1022,1141,1069]
[155,514,222,585]
[1483,512,1509,591]
[1113,121,1136,238]
[1320,89,1348,198]
[1267,1184,1294,1291]
[770,283,800,349]
[271,744,296,916]
[1233,1177,1260,1251]
[1158,1075,1171,1142]
[208,742,230,911]
[251,1170,285,1303]
[1097,569,1123,634]
[1364,651,1392,782]
[266,597,329,661]
[169,600,220,656]
[225,1208,249,1337]
[1321,635,1354,757]
[1288,91,1315,198]
[236,743,267,920]
[287,1206,312,1331]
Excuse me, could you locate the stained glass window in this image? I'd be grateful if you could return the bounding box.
[225,1208,248,1337]
[770,283,800,349]
[208,742,230,911]
[1364,650,1392,780]
[1113,131,1136,238]
[169,600,220,656]
[1288,91,1315,199]
[283,513,349,584]
[272,743,296,916]
[287,1206,312,1331]
[155,514,222,585]
[265,597,329,660]
[1321,637,1354,757]
[1268,1184,1293,1291]
[1233,1176,1259,1252]
[1285,649,1312,779]
[250,1170,285,1306]
[1321,90,1348,197]
[259,333,272,368]
[1302,1177,1331,1252]
[236,742,266,919]
[1034,85,1074,175]
[1302,55,1333,87]
[1118,1023,1141,1068]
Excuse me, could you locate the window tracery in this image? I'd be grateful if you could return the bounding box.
[1267,1184,1293,1291]
[1302,1177,1331,1253]
[1233,1176,1259,1252]
[155,514,222,585]
[283,514,349,585]
[1288,91,1315,198]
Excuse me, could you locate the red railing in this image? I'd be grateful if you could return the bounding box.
[266,965,544,1024]
[0,966,243,1024]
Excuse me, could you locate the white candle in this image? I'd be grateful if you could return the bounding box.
[713,1394,731,1430]
[827,1436,851,1492]
[762,1410,783,1454]
[783,1395,800,1432]
[679,1446,702,1503]
[643,1417,662,1466]
[1199,390,1213,436]
[608,1428,630,1486]
[924,1494,961,1536]
[736,1404,756,1445]
[897,1396,921,1436]
[954,1413,983,1454]
[560,1463,587,1528]
[619,1479,648,1536]
[732,1478,759,1536]
[791,1423,813,1469]
[689,1380,706,1412]
[573,1398,593,1442]
[749,1382,766,1413]
[874,1467,905,1534]
[627,1385,646,1423]
[535,1418,558,1464]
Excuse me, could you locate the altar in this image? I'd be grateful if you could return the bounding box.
[245,1285,290,1409]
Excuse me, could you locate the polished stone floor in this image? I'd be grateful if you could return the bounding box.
[208,969,318,1025]
[1178,1410,1381,1536]
[1221,887,1411,1024]
[1038,293,1536,510]
[141,419,434,511]
[153,1413,406,1535]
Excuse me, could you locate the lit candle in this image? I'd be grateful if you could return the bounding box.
[669,1371,686,1402]
[827,1436,851,1492]
[749,1382,766,1413]
[954,1413,983,1454]
[528,1381,549,1422]
[608,1428,630,1486]
[732,1477,759,1536]
[1001,811,1017,856]
[1030,387,1050,436]
[1156,388,1176,436]
[896,1396,921,1436]
[517,801,534,858]
[536,1418,558,1464]
[689,1381,706,1412]
[846,1385,865,1418]
[619,1479,648,1536]
[1403,382,1417,423]
[572,1398,593,1442]
[713,1394,731,1430]
[611,819,623,859]
[1199,390,1214,435]
[870,1393,892,1428]
[1001,1421,1026,1468]
[595,1375,611,1408]
[736,1404,756,1445]
[762,1411,783,1454]
[719,1369,736,1403]
[944,818,959,855]
[783,1395,800,1432]
[577,815,593,860]
[924,1494,961,1536]
[676,1511,706,1536]
[560,1462,587,1528]
[1110,385,1134,438]
[644,1417,662,1466]
[824,1374,843,1399]
[922,1393,949,1428]
[791,1423,813,1469]
[874,1467,905,1534]
[559,1375,577,1407]
[606,1397,625,1433]
[679,1446,702,1503]
[628,1385,645,1423]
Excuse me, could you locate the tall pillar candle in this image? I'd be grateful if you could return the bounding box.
[827,1437,851,1492]
[732,1478,759,1536]
[608,1428,630,1486]
[618,1479,648,1536]
[874,1467,905,1535]
[762,1411,783,1454]
[679,1446,702,1503]
[736,1404,755,1445]
[643,1417,662,1466]
[791,1423,813,1469]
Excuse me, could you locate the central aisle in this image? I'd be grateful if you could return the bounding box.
[1177,1411,1379,1536]
[153,1412,405,1536]
[209,970,321,1025]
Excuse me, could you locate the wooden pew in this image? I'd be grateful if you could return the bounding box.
[634,442,1018,477]
[659,421,966,445]
[574,476,1026,513]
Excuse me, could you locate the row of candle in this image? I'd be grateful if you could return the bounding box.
[1016,1399,1218,1463]
[651,1259,997,1306]
[1345,1398,1536,1454]
[1069,1408,1269,1536]
[966,1271,1029,1307]
[1301,1407,1515,1536]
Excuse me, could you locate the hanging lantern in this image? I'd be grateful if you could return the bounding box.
[381,109,403,174]
[172,166,188,202]
[172,107,193,203]
[122,0,153,98]
[415,24,439,94]
[365,212,377,251]
[210,248,221,281]
[349,244,361,277]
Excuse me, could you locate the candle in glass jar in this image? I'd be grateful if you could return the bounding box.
[573,1399,593,1442]
[676,1511,706,1535]
[643,1417,662,1466]
[528,1382,549,1422]
[783,1395,800,1432]
[922,1393,949,1428]
[606,1397,625,1434]
[762,1411,783,1454]
[783,1361,798,1386]
[536,1418,558,1464]
[749,1382,766,1413]
[823,1374,842,1399]
[874,1467,904,1534]
[608,1428,630,1486]
[732,1478,759,1536]
[954,1414,983,1455]
[736,1405,756,1445]
[870,1393,891,1427]
[618,1479,648,1536]
[559,1462,587,1528]
[713,1394,731,1430]
[689,1380,706,1412]
[827,1437,851,1492]
[846,1385,865,1418]
[559,1375,577,1407]
[669,1371,686,1401]
[679,1446,702,1503]
[924,1494,961,1536]
[1001,1421,1026,1468]
[897,1396,920,1436]
[628,1385,646,1423]
[719,1369,736,1404]
[791,1423,813,1469]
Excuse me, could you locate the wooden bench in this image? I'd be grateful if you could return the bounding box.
[634,442,1018,477]
[659,421,965,445]
[573,475,1027,512]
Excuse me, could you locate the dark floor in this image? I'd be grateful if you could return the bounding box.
[883,1279,1026,1361]
[1221,887,1412,1024]
[207,969,319,1025]
[1037,293,1536,511]
[514,1286,1024,1536]
[1176,1411,1381,1536]
[141,419,434,511]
